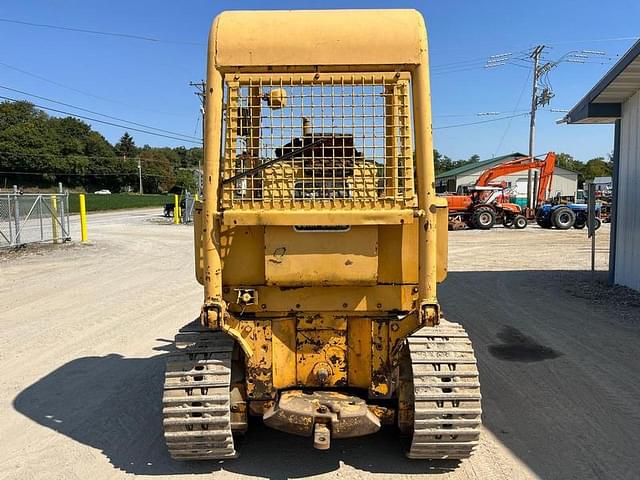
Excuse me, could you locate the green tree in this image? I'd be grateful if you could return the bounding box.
[114,132,137,158]
[0,100,120,190]
[139,148,175,193]
[555,152,590,175]
[582,157,612,181]
[434,149,454,174]
[174,169,198,192]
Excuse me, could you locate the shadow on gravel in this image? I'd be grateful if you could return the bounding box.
[441,269,640,480]
[14,270,640,479]
[12,339,457,478]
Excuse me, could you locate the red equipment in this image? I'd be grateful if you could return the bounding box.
[442,152,557,230]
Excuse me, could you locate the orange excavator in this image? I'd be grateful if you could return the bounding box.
[442,152,557,230]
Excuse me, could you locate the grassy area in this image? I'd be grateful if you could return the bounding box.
[68,193,170,213]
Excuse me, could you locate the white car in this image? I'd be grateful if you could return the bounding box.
[94,189,112,195]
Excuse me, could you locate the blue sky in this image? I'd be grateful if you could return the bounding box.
[1,0,638,161]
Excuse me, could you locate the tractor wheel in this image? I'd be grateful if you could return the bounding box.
[593,217,602,231]
[551,207,575,230]
[513,214,528,229]
[473,206,496,230]
[535,209,551,228]
[502,215,514,228]
[574,219,586,229]
[536,218,551,228]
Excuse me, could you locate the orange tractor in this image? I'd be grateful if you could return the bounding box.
[442,152,557,230]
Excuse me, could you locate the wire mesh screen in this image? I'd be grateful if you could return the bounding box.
[222,73,415,209]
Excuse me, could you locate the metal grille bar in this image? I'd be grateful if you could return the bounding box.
[221,73,415,210]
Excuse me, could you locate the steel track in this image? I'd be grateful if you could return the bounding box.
[162,329,237,460]
[406,320,482,459]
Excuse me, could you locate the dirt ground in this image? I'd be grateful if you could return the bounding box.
[1,210,639,480]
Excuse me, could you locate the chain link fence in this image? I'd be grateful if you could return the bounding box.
[0,188,71,248]
[181,192,196,224]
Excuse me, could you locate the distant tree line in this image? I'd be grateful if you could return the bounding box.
[0,100,202,193]
[1,100,614,193]
[434,149,613,188]
[434,150,481,175]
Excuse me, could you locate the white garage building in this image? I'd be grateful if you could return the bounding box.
[564,39,640,291]
[435,152,579,199]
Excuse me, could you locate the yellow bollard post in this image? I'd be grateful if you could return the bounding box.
[173,194,180,224]
[51,195,59,243]
[79,193,88,242]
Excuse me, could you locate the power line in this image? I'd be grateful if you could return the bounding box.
[544,36,639,46]
[0,61,191,118]
[0,170,171,178]
[431,37,630,77]
[432,65,489,76]
[432,58,489,69]
[0,85,201,141]
[0,150,199,167]
[434,110,529,118]
[494,70,532,156]
[0,61,131,106]
[0,94,202,144]
[0,17,203,46]
[434,113,529,130]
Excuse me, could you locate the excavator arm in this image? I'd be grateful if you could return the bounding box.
[535,152,556,207]
[475,152,557,207]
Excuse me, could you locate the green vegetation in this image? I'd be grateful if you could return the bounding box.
[0,100,202,194]
[1,99,613,193]
[554,152,613,186]
[67,193,170,213]
[434,150,481,175]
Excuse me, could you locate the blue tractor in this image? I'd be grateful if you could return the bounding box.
[535,202,602,230]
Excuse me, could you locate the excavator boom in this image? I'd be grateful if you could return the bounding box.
[476,152,556,207]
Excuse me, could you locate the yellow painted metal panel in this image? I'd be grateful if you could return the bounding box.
[370,320,390,397]
[434,197,449,283]
[348,317,372,388]
[264,226,378,286]
[295,315,347,387]
[223,209,415,226]
[220,225,265,285]
[193,201,204,285]
[297,315,347,331]
[224,285,417,313]
[377,224,418,284]
[212,10,424,68]
[272,318,297,388]
[246,320,274,400]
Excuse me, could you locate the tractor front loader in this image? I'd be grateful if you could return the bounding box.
[162,9,482,462]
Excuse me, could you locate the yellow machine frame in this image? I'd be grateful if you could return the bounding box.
[194,9,449,411]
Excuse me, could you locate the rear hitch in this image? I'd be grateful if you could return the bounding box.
[313,423,330,450]
[263,390,381,449]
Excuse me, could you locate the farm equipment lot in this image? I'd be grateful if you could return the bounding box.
[1,211,638,480]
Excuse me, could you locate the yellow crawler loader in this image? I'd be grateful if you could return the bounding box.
[163,9,482,461]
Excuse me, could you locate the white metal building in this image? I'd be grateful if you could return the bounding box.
[564,39,640,291]
[435,152,579,198]
[592,176,613,193]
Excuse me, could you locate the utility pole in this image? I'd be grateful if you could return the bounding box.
[486,46,607,207]
[527,45,544,209]
[190,81,206,196]
[137,157,143,194]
